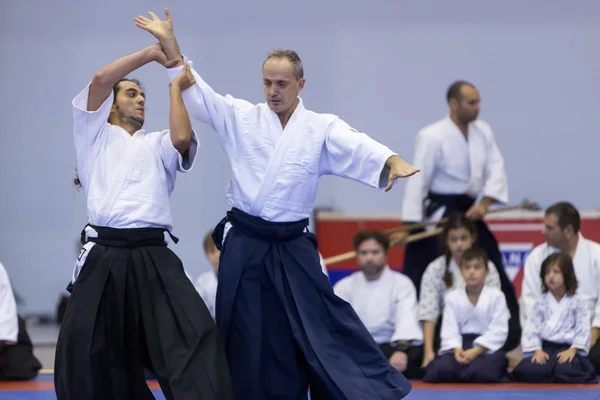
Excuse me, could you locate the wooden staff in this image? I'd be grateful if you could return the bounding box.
[323,227,444,265]
[383,200,538,235]
[322,201,537,266]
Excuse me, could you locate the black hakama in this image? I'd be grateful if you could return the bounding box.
[54,225,234,400]
[422,334,508,383]
[402,192,521,351]
[0,316,41,381]
[212,207,412,400]
[512,341,598,383]
[378,343,425,380]
[588,340,600,375]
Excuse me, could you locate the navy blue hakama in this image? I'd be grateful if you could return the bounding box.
[402,192,521,351]
[422,334,508,383]
[512,341,598,383]
[213,208,412,400]
[378,343,425,380]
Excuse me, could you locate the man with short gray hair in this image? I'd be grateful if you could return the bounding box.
[137,9,418,399]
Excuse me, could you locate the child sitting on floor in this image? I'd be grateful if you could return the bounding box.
[512,253,597,383]
[422,247,510,383]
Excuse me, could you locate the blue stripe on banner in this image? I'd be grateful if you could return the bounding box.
[327,270,355,286]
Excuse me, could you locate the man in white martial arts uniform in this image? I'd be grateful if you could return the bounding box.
[334,231,424,379]
[394,80,521,352]
[54,40,233,399]
[136,9,418,400]
[0,262,41,381]
[520,201,600,373]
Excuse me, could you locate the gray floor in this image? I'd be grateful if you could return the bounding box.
[28,322,59,370]
[33,345,56,370]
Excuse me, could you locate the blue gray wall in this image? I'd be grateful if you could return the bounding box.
[1,0,598,315]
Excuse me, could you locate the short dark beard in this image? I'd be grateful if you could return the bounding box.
[126,116,144,130]
[361,263,386,281]
[458,114,474,125]
[114,105,144,131]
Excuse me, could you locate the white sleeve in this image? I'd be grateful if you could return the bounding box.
[391,277,423,343]
[193,274,216,316]
[482,127,508,204]
[72,83,112,188]
[193,272,210,295]
[473,292,510,352]
[593,287,600,329]
[184,269,194,283]
[0,263,18,344]
[318,253,329,277]
[158,129,200,175]
[167,57,241,154]
[401,130,440,222]
[439,294,463,353]
[521,299,544,353]
[333,278,352,303]
[484,261,502,289]
[593,254,600,328]
[417,262,444,323]
[572,297,592,355]
[520,250,544,327]
[321,118,396,191]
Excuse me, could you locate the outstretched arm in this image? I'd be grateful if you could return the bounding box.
[88,44,176,112]
[322,118,419,191]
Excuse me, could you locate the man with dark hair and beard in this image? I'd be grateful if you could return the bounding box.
[333,231,424,380]
[55,42,234,399]
[392,81,522,355]
[520,202,600,374]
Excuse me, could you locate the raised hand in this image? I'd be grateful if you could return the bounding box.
[136,8,183,68]
[147,43,179,68]
[170,64,196,92]
[135,8,174,41]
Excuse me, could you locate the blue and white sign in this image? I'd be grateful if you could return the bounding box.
[500,243,534,281]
